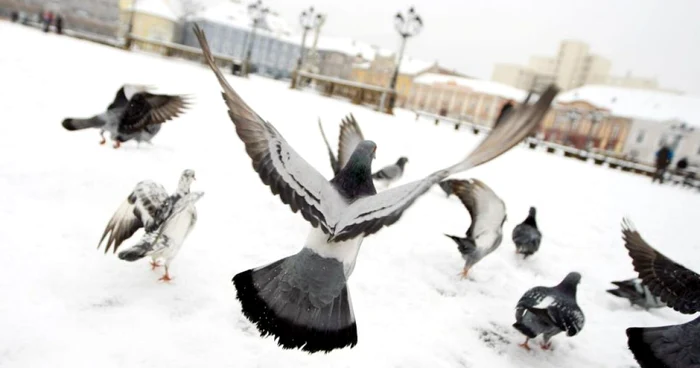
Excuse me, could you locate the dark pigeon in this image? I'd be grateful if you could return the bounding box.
[606,278,666,309]
[622,219,700,368]
[62,84,189,148]
[443,179,506,279]
[513,272,585,350]
[194,25,558,354]
[512,206,542,258]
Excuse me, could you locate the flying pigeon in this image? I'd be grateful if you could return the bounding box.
[62,84,190,148]
[513,272,585,350]
[512,206,542,258]
[443,179,506,279]
[318,114,408,187]
[606,278,666,309]
[194,25,558,354]
[621,219,700,368]
[97,169,201,281]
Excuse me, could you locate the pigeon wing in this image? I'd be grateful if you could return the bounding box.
[194,26,345,235]
[107,84,153,110]
[329,86,557,242]
[450,179,506,244]
[98,181,169,254]
[318,119,341,175]
[546,302,585,336]
[622,219,700,314]
[119,92,190,134]
[337,114,365,170]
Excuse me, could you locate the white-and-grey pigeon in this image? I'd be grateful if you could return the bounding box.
[606,278,666,309]
[443,179,506,279]
[194,25,558,354]
[97,169,201,282]
[318,114,408,187]
[512,206,542,258]
[622,219,700,368]
[513,272,585,350]
[62,84,189,148]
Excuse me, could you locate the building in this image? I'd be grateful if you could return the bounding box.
[312,36,376,79]
[406,74,528,127]
[540,85,700,162]
[607,71,659,91]
[3,0,120,36]
[119,0,181,46]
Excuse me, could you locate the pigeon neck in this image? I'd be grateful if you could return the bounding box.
[556,279,578,297]
[330,163,376,200]
[524,214,537,228]
[396,159,407,170]
[176,179,191,196]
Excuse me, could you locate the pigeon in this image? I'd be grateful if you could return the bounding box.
[318,114,408,187]
[194,25,558,354]
[606,278,666,309]
[97,169,201,281]
[512,206,542,258]
[438,179,458,196]
[621,219,700,368]
[513,272,585,350]
[62,84,190,148]
[443,179,506,279]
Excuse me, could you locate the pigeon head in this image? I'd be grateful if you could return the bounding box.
[177,169,196,194]
[564,272,582,284]
[557,272,582,296]
[351,140,377,163]
[529,207,536,216]
[396,156,409,168]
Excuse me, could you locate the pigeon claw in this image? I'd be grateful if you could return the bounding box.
[158,267,173,283]
[150,259,161,270]
[113,141,121,149]
[518,339,531,351]
[540,342,552,350]
[99,137,106,145]
[459,267,470,279]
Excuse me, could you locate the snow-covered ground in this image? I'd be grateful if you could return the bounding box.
[2,21,699,368]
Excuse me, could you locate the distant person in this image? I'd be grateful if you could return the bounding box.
[55,15,63,34]
[652,145,673,184]
[43,11,53,33]
[11,11,19,22]
[494,100,514,129]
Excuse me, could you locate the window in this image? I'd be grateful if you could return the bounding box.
[611,125,620,140]
[636,130,645,143]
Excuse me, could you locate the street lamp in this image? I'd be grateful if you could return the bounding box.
[381,6,423,113]
[242,0,269,77]
[292,6,324,88]
[124,0,139,49]
[586,110,605,150]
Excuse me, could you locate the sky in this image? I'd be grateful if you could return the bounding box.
[200,0,700,95]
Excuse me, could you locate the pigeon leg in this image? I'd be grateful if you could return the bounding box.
[150,259,161,270]
[99,131,106,145]
[458,266,470,279]
[158,266,173,283]
[518,338,531,351]
[540,341,552,350]
[113,140,121,149]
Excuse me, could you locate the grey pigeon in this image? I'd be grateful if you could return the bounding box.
[318,114,409,187]
[606,278,666,309]
[513,272,585,350]
[194,25,558,354]
[62,84,190,148]
[622,219,700,368]
[443,179,506,279]
[512,206,542,258]
[98,169,201,281]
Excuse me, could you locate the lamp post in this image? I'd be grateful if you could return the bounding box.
[124,0,139,49]
[292,6,324,88]
[565,110,581,146]
[586,110,604,150]
[380,6,423,114]
[242,0,269,77]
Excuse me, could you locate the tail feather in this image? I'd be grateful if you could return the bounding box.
[626,327,672,368]
[232,251,357,353]
[62,116,104,131]
[118,244,149,261]
[513,322,537,338]
[445,234,476,255]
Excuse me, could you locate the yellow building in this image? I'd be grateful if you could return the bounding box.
[119,0,180,49]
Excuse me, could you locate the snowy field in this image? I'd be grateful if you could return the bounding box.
[2,21,700,368]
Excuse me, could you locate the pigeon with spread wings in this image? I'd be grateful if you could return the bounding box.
[62,84,190,148]
[194,25,558,353]
[622,219,700,368]
[443,179,506,279]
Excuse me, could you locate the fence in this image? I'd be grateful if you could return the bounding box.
[292,71,396,114]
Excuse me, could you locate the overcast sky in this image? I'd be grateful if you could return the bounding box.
[201,0,700,94]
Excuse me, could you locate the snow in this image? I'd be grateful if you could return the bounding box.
[415,73,529,101]
[3,21,700,368]
[557,85,700,127]
[316,36,377,60]
[128,0,180,22]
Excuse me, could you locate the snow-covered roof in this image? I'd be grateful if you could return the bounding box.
[129,0,180,21]
[556,85,700,126]
[316,36,376,60]
[414,73,529,100]
[398,57,435,75]
[194,1,293,36]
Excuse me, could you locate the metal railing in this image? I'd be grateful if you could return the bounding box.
[292,71,396,114]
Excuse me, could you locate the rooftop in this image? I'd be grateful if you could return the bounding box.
[414,73,529,101]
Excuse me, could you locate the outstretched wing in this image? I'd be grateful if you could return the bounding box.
[622,218,700,314]
[337,114,365,171]
[119,92,190,134]
[449,179,506,245]
[98,181,169,254]
[318,119,341,175]
[107,84,153,110]
[194,26,345,235]
[329,86,558,242]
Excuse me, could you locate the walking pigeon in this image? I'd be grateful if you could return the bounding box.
[443,179,506,279]
[621,219,700,368]
[62,84,190,148]
[512,207,542,258]
[194,25,558,354]
[97,169,201,281]
[318,114,409,187]
[606,278,666,309]
[513,272,585,350]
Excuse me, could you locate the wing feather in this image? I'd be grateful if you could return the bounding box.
[119,92,190,134]
[337,114,365,171]
[449,179,506,244]
[318,118,341,175]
